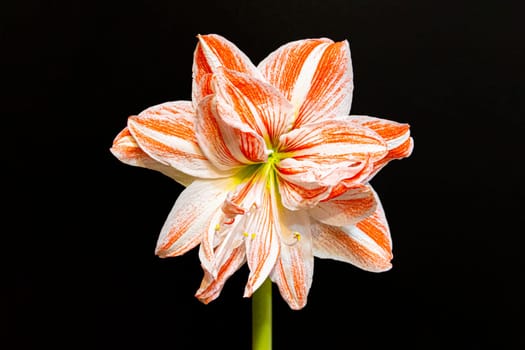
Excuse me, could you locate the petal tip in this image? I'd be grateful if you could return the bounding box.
[370,261,393,273]
[288,300,307,310]
[243,285,253,298]
[154,247,169,258]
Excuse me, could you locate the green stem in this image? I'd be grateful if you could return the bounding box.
[252,278,272,350]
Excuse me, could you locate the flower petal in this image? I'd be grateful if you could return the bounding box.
[276,176,332,211]
[309,184,377,227]
[258,38,353,128]
[277,157,369,189]
[192,72,214,106]
[195,245,246,304]
[322,157,375,201]
[110,127,195,186]
[312,189,393,272]
[269,209,313,310]
[199,171,266,277]
[349,115,414,158]
[213,68,295,146]
[195,96,245,169]
[348,115,414,180]
[258,38,330,102]
[279,119,387,162]
[192,34,260,106]
[155,178,235,257]
[196,95,269,170]
[127,101,231,179]
[243,185,281,297]
[276,119,387,210]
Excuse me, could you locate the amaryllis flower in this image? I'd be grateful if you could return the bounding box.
[111,34,413,310]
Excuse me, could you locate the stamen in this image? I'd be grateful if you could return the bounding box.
[214,223,221,231]
[243,231,249,237]
[283,231,302,246]
[250,233,256,239]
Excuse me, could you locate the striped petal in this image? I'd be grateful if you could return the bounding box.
[192,34,260,106]
[196,95,268,170]
[312,189,393,272]
[309,184,377,226]
[276,119,387,210]
[270,209,313,310]
[258,38,353,128]
[195,245,246,304]
[322,157,374,201]
[155,178,235,257]
[348,115,414,179]
[110,127,195,186]
[213,68,295,146]
[276,177,332,211]
[192,73,214,106]
[199,171,267,277]
[128,101,231,179]
[279,119,387,163]
[243,185,281,297]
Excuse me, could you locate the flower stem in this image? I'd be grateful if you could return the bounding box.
[252,278,272,350]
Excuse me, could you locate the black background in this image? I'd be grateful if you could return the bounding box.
[6,1,525,349]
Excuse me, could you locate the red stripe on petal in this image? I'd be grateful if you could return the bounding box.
[194,41,212,73]
[276,120,387,201]
[243,189,281,296]
[214,68,294,146]
[156,207,200,257]
[258,38,331,102]
[127,101,229,179]
[192,73,214,106]
[129,127,208,161]
[349,115,412,152]
[192,34,259,107]
[312,188,393,271]
[277,176,331,210]
[294,40,353,128]
[197,34,259,75]
[309,184,377,226]
[110,127,196,186]
[195,245,246,304]
[279,119,387,162]
[132,101,197,145]
[355,192,392,256]
[111,127,144,160]
[356,117,410,141]
[195,95,245,170]
[367,137,414,182]
[197,94,268,166]
[155,179,233,257]
[312,222,392,272]
[272,253,309,310]
[348,115,413,179]
[387,136,414,160]
[270,208,313,310]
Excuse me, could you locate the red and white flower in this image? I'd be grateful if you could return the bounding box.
[111,34,413,310]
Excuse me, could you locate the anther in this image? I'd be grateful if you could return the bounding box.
[283,231,302,246]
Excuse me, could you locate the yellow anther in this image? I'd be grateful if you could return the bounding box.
[243,232,249,237]
[293,232,301,241]
[251,233,256,239]
[215,224,221,231]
